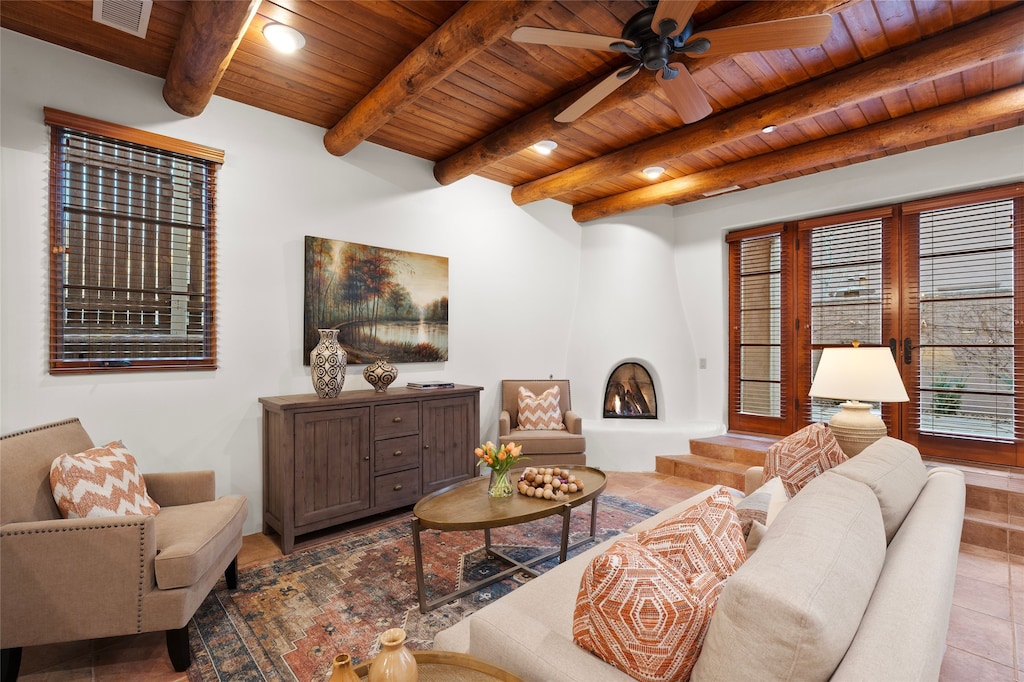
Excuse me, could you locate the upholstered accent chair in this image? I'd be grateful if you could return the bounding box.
[499,379,586,467]
[0,418,248,679]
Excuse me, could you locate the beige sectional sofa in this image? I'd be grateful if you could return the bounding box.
[434,437,966,681]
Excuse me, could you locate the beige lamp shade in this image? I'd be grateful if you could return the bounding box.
[808,346,909,456]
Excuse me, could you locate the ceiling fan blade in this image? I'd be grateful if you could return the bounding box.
[652,0,700,38]
[687,14,833,57]
[656,63,713,124]
[511,27,634,52]
[555,66,639,123]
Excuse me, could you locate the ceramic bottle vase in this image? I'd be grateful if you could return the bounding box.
[311,329,347,399]
[328,653,360,682]
[368,628,418,682]
[363,356,398,393]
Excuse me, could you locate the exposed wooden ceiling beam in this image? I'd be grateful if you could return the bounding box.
[571,85,1024,223]
[162,0,261,117]
[323,0,550,157]
[512,5,1024,205]
[432,0,857,185]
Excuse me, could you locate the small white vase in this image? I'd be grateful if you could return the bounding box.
[310,329,346,399]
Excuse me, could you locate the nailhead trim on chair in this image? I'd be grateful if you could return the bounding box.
[0,417,83,440]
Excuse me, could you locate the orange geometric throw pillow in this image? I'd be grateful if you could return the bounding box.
[635,488,747,579]
[50,441,160,519]
[762,422,848,497]
[517,385,566,430]
[573,537,725,682]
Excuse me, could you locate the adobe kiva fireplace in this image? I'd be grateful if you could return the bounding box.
[603,362,657,419]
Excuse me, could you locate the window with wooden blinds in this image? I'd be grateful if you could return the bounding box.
[902,187,1022,451]
[727,225,793,434]
[45,109,222,373]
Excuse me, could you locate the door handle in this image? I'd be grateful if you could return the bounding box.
[903,337,914,365]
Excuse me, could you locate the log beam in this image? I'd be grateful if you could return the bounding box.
[571,85,1024,223]
[432,0,857,185]
[512,5,1024,205]
[323,0,549,157]
[162,0,261,117]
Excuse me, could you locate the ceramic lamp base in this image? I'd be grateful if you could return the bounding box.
[827,400,888,457]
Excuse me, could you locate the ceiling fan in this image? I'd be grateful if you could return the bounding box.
[511,1,833,124]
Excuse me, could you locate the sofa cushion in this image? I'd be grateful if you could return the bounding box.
[762,422,847,497]
[734,475,788,537]
[573,537,724,682]
[634,488,746,579]
[692,471,886,681]
[517,385,566,430]
[831,436,928,543]
[153,494,247,589]
[503,429,585,455]
[49,441,160,519]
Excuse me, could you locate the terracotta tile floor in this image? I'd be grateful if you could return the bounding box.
[14,471,1024,681]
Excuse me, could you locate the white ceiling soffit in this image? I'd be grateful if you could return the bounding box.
[92,0,153,39]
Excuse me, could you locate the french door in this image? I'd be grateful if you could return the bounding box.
[730,183,1022,466]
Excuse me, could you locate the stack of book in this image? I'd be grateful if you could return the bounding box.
[406,381,455,390]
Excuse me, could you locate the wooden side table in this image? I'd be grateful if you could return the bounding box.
[352,650,524,681]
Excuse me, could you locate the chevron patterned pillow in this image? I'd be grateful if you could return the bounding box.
[516,385,566,430]
[762,422,848,497]
[50,441,160,519]
[573,536,726,682]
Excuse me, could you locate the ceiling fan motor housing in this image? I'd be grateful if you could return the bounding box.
[622,6,694,72]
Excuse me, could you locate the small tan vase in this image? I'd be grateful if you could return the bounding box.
[328,653,361,682]
[368,628,418,682]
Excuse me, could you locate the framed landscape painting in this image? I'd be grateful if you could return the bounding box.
[303,236,448,364]
[303,236,449,365]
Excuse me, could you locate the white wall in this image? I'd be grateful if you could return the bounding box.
[0,31,584,534]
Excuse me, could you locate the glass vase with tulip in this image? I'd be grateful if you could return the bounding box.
[475,441,524,498]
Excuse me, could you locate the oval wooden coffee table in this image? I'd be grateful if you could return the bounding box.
[411,465,607,612]
[353,650,523,681]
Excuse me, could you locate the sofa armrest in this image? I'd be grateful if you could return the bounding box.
[145,470,216,506]
[564,411,582,435]
[499,411,511,437]
[1,515,156,648]
[745,466,764,495]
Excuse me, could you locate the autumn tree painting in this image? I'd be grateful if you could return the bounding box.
[304,236,449,364]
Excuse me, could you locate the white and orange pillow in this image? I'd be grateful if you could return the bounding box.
[517,385,566,430]
[762,422,848,497]
[50,441,160,519]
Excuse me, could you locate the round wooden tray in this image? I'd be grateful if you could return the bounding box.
[352,650,523,681]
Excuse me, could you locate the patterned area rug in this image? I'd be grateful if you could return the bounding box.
[188,494,658,681]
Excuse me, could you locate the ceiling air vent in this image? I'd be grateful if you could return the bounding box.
[92,0,153,39]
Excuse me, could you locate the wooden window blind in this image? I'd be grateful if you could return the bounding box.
[45,109,222,373]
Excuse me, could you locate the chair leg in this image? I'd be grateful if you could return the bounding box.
[225,556,238,589]
[166,625,191,672]
[1,647,22,682]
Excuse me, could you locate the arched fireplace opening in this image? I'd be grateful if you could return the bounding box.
[604,362,657,419]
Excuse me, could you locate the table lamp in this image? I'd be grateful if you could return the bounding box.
[808,343,909,456]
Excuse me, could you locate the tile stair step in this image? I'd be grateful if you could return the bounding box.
[654,454,749,491]
[688,434,776,468]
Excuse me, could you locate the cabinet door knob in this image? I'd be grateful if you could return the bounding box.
[393,416,402,423]
[393,450,402,456]
[393,484,403,491]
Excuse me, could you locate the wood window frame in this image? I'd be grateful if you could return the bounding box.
[45,108,223,374]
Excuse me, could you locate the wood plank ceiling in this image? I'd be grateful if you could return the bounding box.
[3,0,1022,222]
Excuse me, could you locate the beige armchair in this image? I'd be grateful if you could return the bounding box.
[499,380,586,467]
[0,418,247,679]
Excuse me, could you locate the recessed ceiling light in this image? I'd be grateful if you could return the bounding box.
[532,140,558,155]
[761,124,778,134]
[642,166,665,180]
[263,23,305,53]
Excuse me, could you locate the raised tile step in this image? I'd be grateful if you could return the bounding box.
[687,434,776,468]
[654,454,749,491]
[961,507,1024,556]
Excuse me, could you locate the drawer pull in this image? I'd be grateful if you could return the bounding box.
[393,484,403,491]
[393,416,402,423]
[393,450,403,456]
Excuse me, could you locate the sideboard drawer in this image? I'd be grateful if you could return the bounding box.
[374,402,419,438]
[374,434,420,474]
[374,468,420,509]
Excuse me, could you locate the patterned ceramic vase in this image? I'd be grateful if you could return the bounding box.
[363,356,398,393]
[328,653,361,682]
[368,628,418,682]
[310,329,346,399]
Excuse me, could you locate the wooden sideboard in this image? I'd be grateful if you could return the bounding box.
[260,385,482,553]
